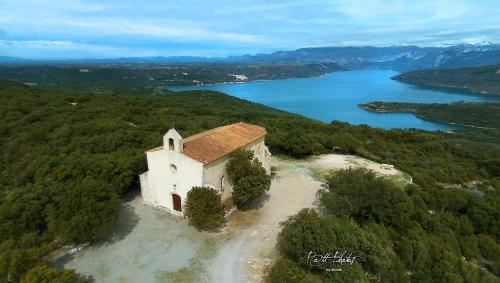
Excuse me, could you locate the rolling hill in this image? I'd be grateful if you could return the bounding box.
[392,64,500,95]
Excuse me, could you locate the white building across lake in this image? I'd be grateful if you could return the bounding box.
[139,122,271,215]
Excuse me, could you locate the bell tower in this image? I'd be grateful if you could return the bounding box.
[163,128,183,152]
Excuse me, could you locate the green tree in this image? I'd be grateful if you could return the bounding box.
[184,187,225,230]
[226,149,271,208]
[477,234,500,275]
[20,265,92,283]
[46,178,121,243]
[277,209,398,281]
[0,239,48,283]
[319,168,414,231]
[269,258,307,283]
[332,132,357,153]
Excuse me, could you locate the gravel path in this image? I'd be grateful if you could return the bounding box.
[208,157,322,282]
[58,195,215,283]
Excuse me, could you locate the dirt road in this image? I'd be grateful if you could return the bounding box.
[208,154,409,282]
[209,157,322,282]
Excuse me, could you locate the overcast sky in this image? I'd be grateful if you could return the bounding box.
[1,0,499,59]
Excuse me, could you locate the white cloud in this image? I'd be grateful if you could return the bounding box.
[0,39,120,58]
[0,0,498,58]
[327,0,470,21]
[0,15,264,44]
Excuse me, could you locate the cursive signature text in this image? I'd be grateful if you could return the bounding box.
[307,250,359,268]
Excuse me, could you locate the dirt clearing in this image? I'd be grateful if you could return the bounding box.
[58,154,409,282]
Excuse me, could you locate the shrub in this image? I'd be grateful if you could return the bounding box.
[277,209,396,281]
[269,258,307,283]
[319,168,414,231]
[477,234,500,275]
[226,149,271,208]
[46,179,121,243]
[20,265,92,283]
[184,186,225,230]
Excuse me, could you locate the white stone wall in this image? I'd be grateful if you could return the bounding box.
[201,137,271,201]
[140,132,272,214]
[202,156,232,200]
[140,129,204,215]
[141,149,204,215]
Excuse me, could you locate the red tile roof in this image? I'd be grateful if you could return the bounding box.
[146,122,267,164]
[183,122,266,164]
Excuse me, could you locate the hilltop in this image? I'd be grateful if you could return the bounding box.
[361,101,500,129]
[392,64,500,95]
[1,79,499,281]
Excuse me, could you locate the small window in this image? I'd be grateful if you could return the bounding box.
[170,164,177,173]
[168,138,175,150]
[220,175,225,191]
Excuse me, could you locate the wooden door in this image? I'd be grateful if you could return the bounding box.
[172,194,182,212]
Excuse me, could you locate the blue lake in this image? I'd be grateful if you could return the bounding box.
[169,70,499,130]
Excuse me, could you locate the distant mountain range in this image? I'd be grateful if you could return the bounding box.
[226,44,500,71]
[1,43,499,72]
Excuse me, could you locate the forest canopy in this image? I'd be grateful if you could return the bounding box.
[272,169,500,282]
[392,64,500,95]
[0,78,499,281]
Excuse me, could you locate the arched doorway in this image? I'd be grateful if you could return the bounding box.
[172,193,182,212]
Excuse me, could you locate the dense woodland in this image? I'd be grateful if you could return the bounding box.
[272,169,499,282]
[0,78,499,281]
[393,64,500,95]
[0,62,344,95]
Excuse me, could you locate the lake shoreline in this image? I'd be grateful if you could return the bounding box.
[166,71,336,89]
[391,76,500,97]
[168,70,498,131]
[359,103,495,130]
[359,104,463,130]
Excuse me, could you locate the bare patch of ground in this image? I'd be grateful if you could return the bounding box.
[209,157,322,282]
[296,154,411,186]
[209,154,410,282]
[58,154,410,282]
[57,196,219,283]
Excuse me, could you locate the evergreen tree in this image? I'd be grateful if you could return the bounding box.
[184,186,225,230]
[226,149,271,208]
